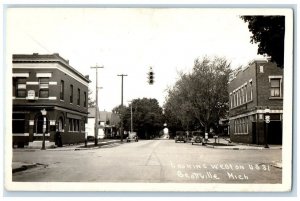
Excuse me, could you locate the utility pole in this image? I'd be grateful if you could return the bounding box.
[128,100,133,133]
[130,102,133,133]
[91,65,104,146]
[117,74,127,142]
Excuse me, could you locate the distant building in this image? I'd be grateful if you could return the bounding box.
[12,53,90,148]
[86,108,120,139]
[228,58,283,145]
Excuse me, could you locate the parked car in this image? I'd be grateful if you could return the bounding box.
[175,131,187,143]
[127,132,138,142]
[87,136,95,142]
[191,131,204,145]
[186,131,193,142]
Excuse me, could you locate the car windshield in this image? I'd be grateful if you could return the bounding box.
[176,132,185,136]
[193,132,202,136]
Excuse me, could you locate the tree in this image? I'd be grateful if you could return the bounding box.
[114,98,164,139]
[241,16,285,68]
[88,89,96,107]
[164,56,231,134]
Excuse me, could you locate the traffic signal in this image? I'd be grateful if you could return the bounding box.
[148,67,154,85]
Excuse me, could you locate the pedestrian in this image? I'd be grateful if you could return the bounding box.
[56,129,62,147]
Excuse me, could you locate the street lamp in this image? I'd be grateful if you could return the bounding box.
[264,107,270,148]
[41,108,47,150]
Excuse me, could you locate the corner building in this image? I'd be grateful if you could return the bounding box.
[12,53,90,148]
[228,58,283,145]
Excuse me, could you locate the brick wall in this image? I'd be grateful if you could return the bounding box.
[228,60,283,144]
[256,61,283,108]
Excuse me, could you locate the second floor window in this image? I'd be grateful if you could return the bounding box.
[60,80,64,100]
[77,88,80,105]
[84,91,87,107]
[15,78,26,97]
[70,85,73,103]
[249,80,253,101]
[270,78,281,97]
[39,77,49,98]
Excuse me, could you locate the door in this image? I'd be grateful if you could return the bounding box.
[252,122,257,144]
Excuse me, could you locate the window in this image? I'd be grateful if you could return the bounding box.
[234,117,249,135]
[270,78,281,97]
[39,77,49,98]
[249,80,253,101]
[60,80,64,100]
[69,119,79,132]
[77,88,80,105]
[239,89,242,105]
[259,65,264,73]
[69,119,73,131]
[58,117,64,131]
[16,78,26,97]
[84,92,87,107]
[241,87,244,104]
[70,85,73,103]
[244,84,248,102]
[233,92,236,107]
[12,113,25,133]
[236,91,239,106]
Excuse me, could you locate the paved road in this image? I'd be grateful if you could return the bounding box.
[12,139,282,183]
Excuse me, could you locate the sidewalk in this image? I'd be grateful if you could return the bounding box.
[13,139,122,152]
[204,137,282,150]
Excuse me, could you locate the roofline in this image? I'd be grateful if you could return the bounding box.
[13,53,91,83]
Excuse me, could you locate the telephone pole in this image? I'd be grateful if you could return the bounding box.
[91,65,104,146]
[117,74,127,142]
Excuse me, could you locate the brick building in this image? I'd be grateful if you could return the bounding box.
[12,53,90,148]
[228,58,283,145]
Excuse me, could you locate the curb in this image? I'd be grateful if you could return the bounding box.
[206,145,263,150]
[49,140,122,151]
[205,144,281,150]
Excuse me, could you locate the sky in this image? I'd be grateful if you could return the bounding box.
[7,8,264,111]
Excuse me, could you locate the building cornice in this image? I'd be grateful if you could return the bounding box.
[13,54,91,84]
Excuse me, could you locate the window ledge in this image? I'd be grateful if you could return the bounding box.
[269,97,283,100]
[233,133,249,135]
[230,100,253,109]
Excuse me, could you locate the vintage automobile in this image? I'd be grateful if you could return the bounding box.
[126,132,139,142]
[87,135,95,142]
[191,131,204,145]
[175,131,187,143]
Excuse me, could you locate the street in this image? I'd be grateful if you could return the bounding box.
[12,139,282,183]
